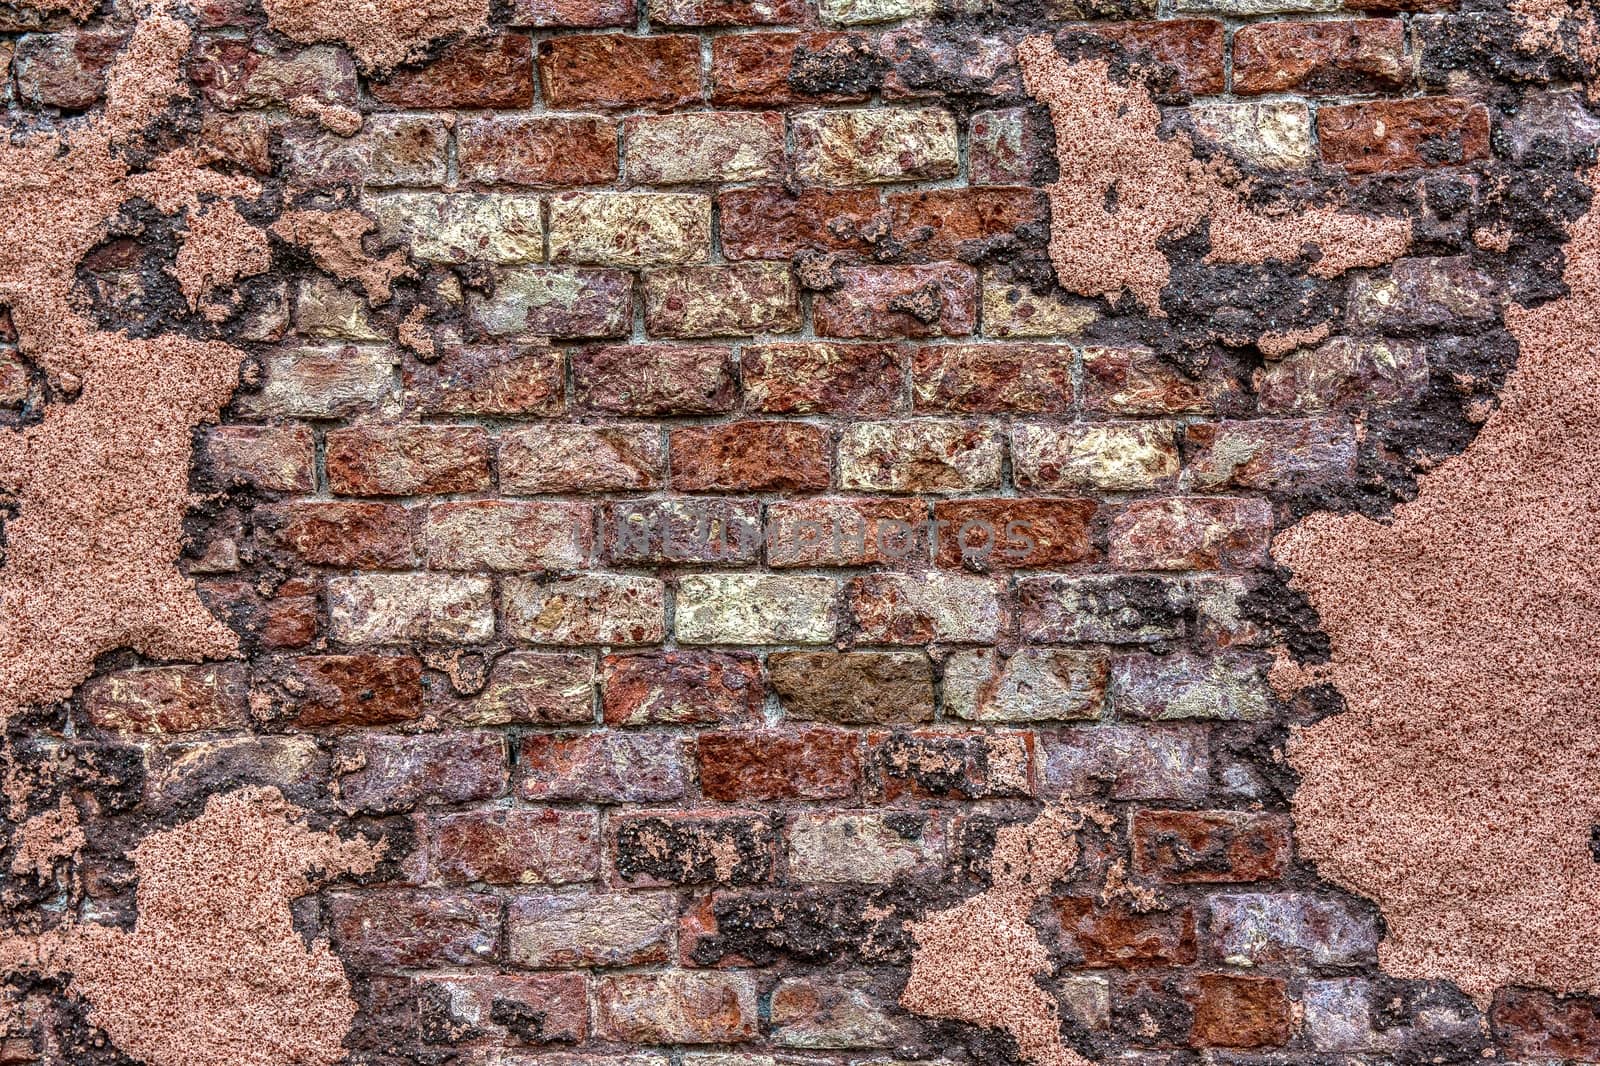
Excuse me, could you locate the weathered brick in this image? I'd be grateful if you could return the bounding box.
[1054,898,1199,968]
[1318,97,1491,173]
[604,498,762,565]
[281,115,449,187]
[793,108,958,185]
[743,343,907,415]
[970,108,1046,185]
[504,574,666,645]
[1108,497,1273,571]
[418,973,587,1046]
[710,32,875,106]
[1111,652,1271,721]
[698,728,861,801]
[518,732,686,802]
[236,345,394,419]
[369,33,533,108]
[597,972,759,1044]
[199,579,319,651]
[1187,975,1292,1048]
[294,276,383,341]
[879,25,1019,101]
[1175,0,1336,14]
[651,0,802,22]
[447,651,596,726]
[430,807,600,885]
[512,0,635,25]
[539,34,702,110]
[1233,19,1405,95]
[765,498,929,567]
[1012,422,1180,492]
[1184,418,1359,492]
[787,811,938,883]
[457,115,618,187]
[626,112,785,184]
[199,425,315,493]
[326,425,490,496]
[405,345,565,416]
[870,729,1033,800]
[501,425,665,494]
[508,892,676,967]
[1039,725,1210,801]
[365,192,543,264]
[942,647,1107,722]
[1207,893,1380,966]
[838,419,1000,493]
[146,736,330,812]
[550,193,712,266]
[1348,256,1498,330]
[932,498,1097,570]
[1082,345,1237,415]
[335,731,507,813]
[603,651,764,726]
[718,186,886,260]
[981,269,1100,338]
[815,264,977,339]
[330,891,500,967]
[818,0,933,22]
[610,811,777,886]
[1017,575,1187,644]
[82,664,248,734]
[1491,989,1600,1059]
[887,189,1047,259]
[193,40,355,112]
[1076,19,1224,95]
[270,654,422,729]
[676,574,839,644]
[769,651,934,725]
[847,572,1003,643]
[470,266,633,339]
[328,573,495,645]
[644,263,800,337]
[1190,101,1314,170]
[1256,337,1428,413]
[426,501,591,572]
[1132,809,1291,883]
[573,344,734,414]
[14,30,123,108]
[781,974,934,1051]
[912,343,1072,413]
[671,422,832,492]
[256,501,418,569]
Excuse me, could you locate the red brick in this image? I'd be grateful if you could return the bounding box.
[886,188,1047,259]
[1187,975,1292,1048]
[1081,345,1240,415]
[1345,0,1453,12]
[603,497,761,565]
[1318,97,1490,173]
[651,0,803,25]
[1074,19,1224,95]
[1107,497,1273,571]
[912,343,1073,413]
[743,343,908,415]
[1132,810,1292,884]
[518,733,687,802]
[256,501,419,569]
[325,425,490,496]
[512,0,634,25]
[369,33,533,109]
[198,579,319,650]
[1492,989,1600,1060]
[334,732,507,814]
[814,264,977,339]
[200,425,315,493]
[670,422,833,492]
[1054,898,1199,968]
[573,344,735,415]
[538,34,701,111]
[1233,20,1406,95]
[425,500,591,572]
[272,654,423,729]
[698,728,861,801]
[596,972,759,1043]
[82,664,248,734]
[766,498,930,567]
[603,651,764,726]
[932,498,1098,570]
[710,32,873,105]
[429,807,600,885]
[609,812,778,886]
[718,186,885,260]
[457,115,617,187]
[403,344,564,417]
[418,973,587,1046]
[330,890,500,967]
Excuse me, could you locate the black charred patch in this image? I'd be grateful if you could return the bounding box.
[789,35,887,97]
[613,815,777,886]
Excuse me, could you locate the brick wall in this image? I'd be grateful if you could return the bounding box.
[0,0,1595,1061]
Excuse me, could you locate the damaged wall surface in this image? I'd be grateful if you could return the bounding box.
[0,0,1598,1061]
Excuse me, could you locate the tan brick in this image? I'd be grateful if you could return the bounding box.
[643,263,800,337]
[500,424,665,494]
[294,277,383,341]
[365,192,544,264]
[847,571,1003,643]
[742,342,907,415]
[675,574,838,644]
[236,345,394,418]
[549,193,712,266]
[504,574,665,645]
[448,651,596,726]
[981,268,1099,338]
[597,972,759,1044]
[469,265,633,339]
[794,107,957,185]
[1183,418,1359,492]
[787,812,939,882]
[417,973,587,1046]
[1108,497,1274,571]
[1190,101,1314,170]
[1012,422,1180,492]
[328,573,495,645]
[425,501,592,572]
[942,647,1107,722]
[626,111,785,184]
[281,115,448,188]
[766,498,929,567]
[837,419,1002,493]
[508,892,677,967]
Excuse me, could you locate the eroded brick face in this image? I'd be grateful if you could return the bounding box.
[2,0,1589,1062]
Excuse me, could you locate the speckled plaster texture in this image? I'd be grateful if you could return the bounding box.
[1274,170,1600,1003]
[262,0,491,71]
[1016,38,1411,313]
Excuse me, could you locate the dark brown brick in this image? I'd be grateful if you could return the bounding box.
[272,654,423,729]
[1187,975,1292,1048]
[710,32,873,106]
[769,651,934,725]
[610,811,778,886]
[573,344,735,415]
[1054,898,1199,968]
[403,344,564,417]
[651,0,804,25]
[1492,989,1600,1060]
[1074,19,1224,95]
[256,502,418,570]
[512,0,635,25]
